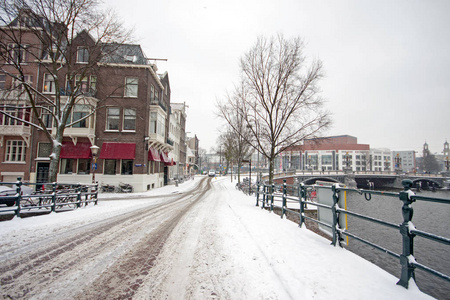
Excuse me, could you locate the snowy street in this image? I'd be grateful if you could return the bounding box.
[0,176,434,299]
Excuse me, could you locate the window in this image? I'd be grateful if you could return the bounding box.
[72,104,89,128]
[41,106,53,128]
[90,76,97,94]
[13,75,32,90]
[150,112,157,133]
[77,47,89,63]
[8,44,26,64]
[154,90,159,102]
[321,155,332,165]
[60,158,74,174]
[5,140,26,162]
[1,105,25,126]
[38,143,52,158]
[123,108,136,131]
[75,75,89,93]
[0,74,5,89]
[150,85,155,102]
[43,44,58,61]
[125,77,138,97]
[104,160,116,175]
[43,74,55,93]
[121,159,133,175]
[106,108,120,131]
[77,159,91,174]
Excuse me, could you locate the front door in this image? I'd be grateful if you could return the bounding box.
[36,162,50,190]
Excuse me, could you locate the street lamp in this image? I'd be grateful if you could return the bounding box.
[90,145,100,184]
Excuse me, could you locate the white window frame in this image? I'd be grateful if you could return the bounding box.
[5,140,26,162]
[43,74,55,94]
[77,46,89,63]
[106,107,120,131]
[123,108,136,131]
[125,77,138,98]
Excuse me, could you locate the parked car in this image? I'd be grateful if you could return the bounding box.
[0,185,33,206]
[208,170,216,177]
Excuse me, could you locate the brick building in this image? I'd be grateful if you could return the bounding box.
[0,9,180,192]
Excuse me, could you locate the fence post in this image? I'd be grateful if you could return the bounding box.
[397,179,416,288]
[94,183,99,205]
[331,184,342,247]
[262,185,266,209]
[14,177,23,218]
[51,182,57,213]
[270,183,275,212]
[76,184,82,208]
[281,179,287,218]
[256,180,260,206]
[299,183,305,227]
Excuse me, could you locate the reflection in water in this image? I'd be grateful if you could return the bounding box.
[343,189,450,299]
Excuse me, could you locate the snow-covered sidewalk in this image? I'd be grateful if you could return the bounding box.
[0,176,434,299]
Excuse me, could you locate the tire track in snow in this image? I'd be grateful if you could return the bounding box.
[0,178,210,299]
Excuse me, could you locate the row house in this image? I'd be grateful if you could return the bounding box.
[0,10,177,192]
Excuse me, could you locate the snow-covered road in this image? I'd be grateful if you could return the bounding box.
[0,176,434,299]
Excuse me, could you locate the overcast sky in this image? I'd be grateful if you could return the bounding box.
[105,0,450,156]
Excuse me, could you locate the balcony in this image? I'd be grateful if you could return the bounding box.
[150,100,166,112]
[0,124,31,147]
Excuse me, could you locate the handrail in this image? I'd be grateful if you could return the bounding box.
[0,177,98,218]
[255,178,450,290]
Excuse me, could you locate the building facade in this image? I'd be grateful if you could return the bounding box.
[279,135,394,173]
[0,10,183,192]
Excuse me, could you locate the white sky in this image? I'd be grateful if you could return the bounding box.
[104,0,450,155]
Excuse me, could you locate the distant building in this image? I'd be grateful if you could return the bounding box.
[278,135,397,172]
[392,151,416,173]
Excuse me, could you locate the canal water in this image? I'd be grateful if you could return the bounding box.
[343,189,450,300]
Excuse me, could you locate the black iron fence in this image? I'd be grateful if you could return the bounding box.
[256,179,450,290]
[0,177,98,218]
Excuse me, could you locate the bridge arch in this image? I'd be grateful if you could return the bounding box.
[300,177,342,185]
[411,179,442,189]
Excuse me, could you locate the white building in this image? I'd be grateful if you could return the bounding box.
[392,150,416,173]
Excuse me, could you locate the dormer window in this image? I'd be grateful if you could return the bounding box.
[124,55,137,63]
[77,46,89,63]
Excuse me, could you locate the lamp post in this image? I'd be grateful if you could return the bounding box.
[90,145,99,184]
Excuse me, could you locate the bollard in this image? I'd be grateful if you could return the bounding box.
[397,179,416,288]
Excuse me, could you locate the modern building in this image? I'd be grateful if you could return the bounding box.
[279,135,394,173]
[392,150,416,173]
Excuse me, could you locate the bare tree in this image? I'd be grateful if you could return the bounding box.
[0,0,132,182]
[218,34,331,184]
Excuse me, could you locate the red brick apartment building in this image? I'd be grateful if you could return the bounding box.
[0,9,176,192]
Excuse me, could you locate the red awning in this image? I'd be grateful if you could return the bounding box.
[160,152,171,164]
[99,143,136,160]
[148,147,161,161]
[168,158,176,166]
[60,142,92,159]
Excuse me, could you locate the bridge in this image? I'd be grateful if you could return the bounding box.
[270,171,449,190]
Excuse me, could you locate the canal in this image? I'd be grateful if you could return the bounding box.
[344,188,450,300]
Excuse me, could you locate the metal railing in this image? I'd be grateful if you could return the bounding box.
[0,177,98,219]
[255,179,450,289]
